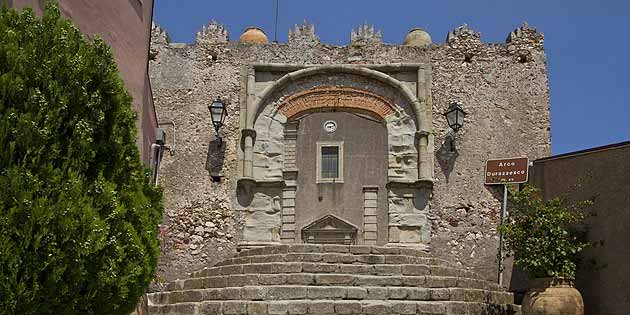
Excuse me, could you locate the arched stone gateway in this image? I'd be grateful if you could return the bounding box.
[236,64,434,249]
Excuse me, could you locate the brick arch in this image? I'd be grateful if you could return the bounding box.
[278,86,395,119]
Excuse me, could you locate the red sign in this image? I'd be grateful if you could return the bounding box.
[485,157,529,185]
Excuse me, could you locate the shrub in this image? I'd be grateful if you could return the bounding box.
[0,3,162,314]
[499,185,589,279]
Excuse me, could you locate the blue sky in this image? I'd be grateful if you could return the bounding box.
[154,0,630,155]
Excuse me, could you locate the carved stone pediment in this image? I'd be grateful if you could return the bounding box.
[301,214,358,245]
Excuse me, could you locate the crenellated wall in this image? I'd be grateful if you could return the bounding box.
[148,22,551,288]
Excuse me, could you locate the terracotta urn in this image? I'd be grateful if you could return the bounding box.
[522,278,584,315]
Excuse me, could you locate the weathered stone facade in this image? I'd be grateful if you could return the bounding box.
[149,21,551,288]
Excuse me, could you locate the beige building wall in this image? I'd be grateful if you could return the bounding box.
[526,142,630,315]
[9,0,158,162]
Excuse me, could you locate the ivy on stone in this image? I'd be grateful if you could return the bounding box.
[0,3,162,315]
[499,185,590,280]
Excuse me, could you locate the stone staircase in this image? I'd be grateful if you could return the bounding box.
[148,245,520,315]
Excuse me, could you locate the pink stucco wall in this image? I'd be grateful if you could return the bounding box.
[10,0,157,163]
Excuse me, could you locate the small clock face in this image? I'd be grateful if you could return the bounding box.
[323,120,337,133]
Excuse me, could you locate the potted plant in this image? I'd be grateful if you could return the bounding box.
[499,185,591,315]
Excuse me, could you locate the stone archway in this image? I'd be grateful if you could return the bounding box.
[236,64,433,250]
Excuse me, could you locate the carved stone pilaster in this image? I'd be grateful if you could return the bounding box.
[283,121,298,170]
[281,170,298,242]
[363,186,379,244]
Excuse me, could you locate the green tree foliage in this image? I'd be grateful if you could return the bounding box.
[499,185,590,279]
[0,3,162,314]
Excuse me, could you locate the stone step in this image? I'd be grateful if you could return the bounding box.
[234,245,432,259]
[148,286,513,305]
[210,253,459,271]
[148,299,521,315]
[166,273,500,292]
[186,262,483,284]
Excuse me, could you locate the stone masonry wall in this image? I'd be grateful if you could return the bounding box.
[148,22,550,287]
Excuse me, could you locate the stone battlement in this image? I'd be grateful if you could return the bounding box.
[153,21,543,48]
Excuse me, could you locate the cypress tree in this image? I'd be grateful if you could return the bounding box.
[0,3,162,314]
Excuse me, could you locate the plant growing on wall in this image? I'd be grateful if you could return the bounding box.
[0,3,162,315]
[499,185,590,280]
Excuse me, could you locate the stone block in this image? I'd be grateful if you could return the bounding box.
[429,288,450,301]
[202,288,221,300]
[251,255,284,264]
[357,255,385,264]
[268,286,308,300]
[408,287,430,300]
[371,247,400,255]
[346,287,368,299]
[322,253,355,263]
[449,288,465,301]
[374,264,402,275]
[464,289,486,302]
[221,288,242,300]
[364,199,378,208]
[430,266,458,277]
[247,302,268,315]
[302,263,338,273]
[223,301,247,314]
[242,286,267,300]
[170,302,199,315]
[288,301,309,314]
[285,253,323,262]
[402,276,426,287]
[259,274,287,285]
[416,301,446,314]
[268,301,289,315]
[389,287,409,300]
[315,274,354,286]
[184,278,205,290]
[307,286,347,299]
[286,274,314,285]
[334,301,362,314]
[228,275,259,287]
[425,276,446,288]
[287,244,322,253]
[323,244,350,253]
[205,276,228,288]
[263,245,290,255]
[244,264,274,274]
[282,216,296,228]
[444,301,473,315]
[363,231,378,241]
[366,287,388,300]
[391,301,417,314]
[349,245,372,254]
[385,255,410,264]
[272,262,303,273]
[364,207,377,215]
[221,265,244,275]
[362,301,391,314]
[182,290,203,302]
[355,275,401,287]
[339,264,372,274]
[363,215,377,224]
[308,301,334,314]
[364,223,378,232]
